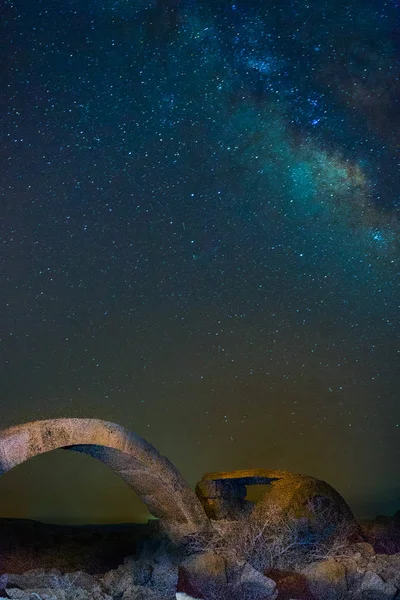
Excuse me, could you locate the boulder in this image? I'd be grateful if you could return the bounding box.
[65,571,100,590]
[177,552,277,600]
[150,558,178,596]
[101,563,151,595]
[360,572,397,600]
[344,557,367,592]
[266,569,314,600]
[50,572,110,600]
[301,558,347,599]
[6,569,63,590]
[130,561,154,587]
[122,586,166,600]
[7,590,58,600]
[230,561,278,599]
[373,553,400,588]
[354,543,376,559]
[177,551,227,598]
[58,588,112,600]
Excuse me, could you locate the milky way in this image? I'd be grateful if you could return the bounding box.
[1,0,400,523]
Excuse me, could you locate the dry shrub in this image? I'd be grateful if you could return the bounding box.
[187,496,355,573]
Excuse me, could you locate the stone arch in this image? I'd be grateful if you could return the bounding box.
[0,418,210,543]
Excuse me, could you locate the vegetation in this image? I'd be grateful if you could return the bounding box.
[188,495,355,572]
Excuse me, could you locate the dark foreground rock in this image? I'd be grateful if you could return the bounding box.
[177,550,278,599]
[267,549,400,599]
[1,517,400,599]
[2,548,400,600]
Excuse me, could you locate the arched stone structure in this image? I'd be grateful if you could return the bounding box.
[196,469,359,533]
[0,419,210,543]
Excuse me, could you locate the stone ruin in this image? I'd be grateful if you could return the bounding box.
[0,419,364,600]
[0,418,359,542]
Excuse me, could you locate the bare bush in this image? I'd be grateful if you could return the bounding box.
[187,496,355,573]
[19,573,101,600]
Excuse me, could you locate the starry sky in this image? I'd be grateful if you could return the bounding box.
[1,0,400,525]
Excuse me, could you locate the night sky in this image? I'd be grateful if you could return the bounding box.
[1,0,400,525]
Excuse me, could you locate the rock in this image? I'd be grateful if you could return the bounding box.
[6,572,113,600]
[360,571,397,599]
[231,561,278,599]
[130,561,153,587]
[177,551,227,598]
[63,571,99,590]
[178,552,277,600]
[101,543,180,597]
[301,558,347,599]
[355,543,376,559]
[3,592,22,600]
[6,569,63,591]
[51,573,107,600]
[150,558,178,596]
[100,564,140,595]
[374,553,400,587]
[102,553,177,598]
[344,558,367,592]
[8,589,65,600]
[123,554,138,568]
[266,569,314,600]
[198,469,361,543]
[63,588,112,600]
[122,585,166,599]
[6,591,29,600]
[0,419,211,544]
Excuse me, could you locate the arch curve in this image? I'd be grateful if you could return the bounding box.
[0,418,210,542]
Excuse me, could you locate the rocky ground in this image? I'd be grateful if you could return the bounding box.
[0,516,400,599]
[1,541,400,599]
